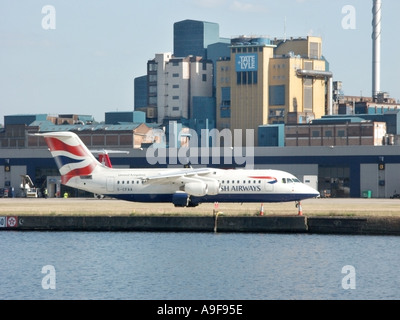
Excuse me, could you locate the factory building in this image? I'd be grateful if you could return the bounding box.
[216,35,332,145]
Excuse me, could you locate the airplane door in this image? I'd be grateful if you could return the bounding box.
[264,180,274,192]
[106,177,114,192]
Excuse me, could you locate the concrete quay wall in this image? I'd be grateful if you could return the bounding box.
[1,215,400,235]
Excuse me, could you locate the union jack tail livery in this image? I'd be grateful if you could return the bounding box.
[37,131,320,208]
[39,132,103,184]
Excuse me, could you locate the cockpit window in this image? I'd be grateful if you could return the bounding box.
[293,178,301,183]
[282,178,286,184]
[287,178,294,183]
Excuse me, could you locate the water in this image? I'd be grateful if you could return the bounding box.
[0,231,399,300]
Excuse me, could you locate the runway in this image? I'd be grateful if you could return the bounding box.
[1,197,400,217]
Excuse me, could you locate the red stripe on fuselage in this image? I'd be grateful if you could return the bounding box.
[44,137,88,157]
[249,176,276,180]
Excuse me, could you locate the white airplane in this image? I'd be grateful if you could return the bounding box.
[36,131,320,207]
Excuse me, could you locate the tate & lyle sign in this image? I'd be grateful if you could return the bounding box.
[236,54,258,72]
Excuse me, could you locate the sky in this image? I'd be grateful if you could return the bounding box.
[1,0,399,125]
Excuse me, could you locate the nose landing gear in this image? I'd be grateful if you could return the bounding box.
[295,201,302,216]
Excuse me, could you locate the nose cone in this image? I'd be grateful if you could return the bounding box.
[297,183,320,200]
[306,185,320,198]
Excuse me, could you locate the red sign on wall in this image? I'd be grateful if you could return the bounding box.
[6,216,18,228]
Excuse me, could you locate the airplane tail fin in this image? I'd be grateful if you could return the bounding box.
[98,153,113,168]
[36,131,104,184]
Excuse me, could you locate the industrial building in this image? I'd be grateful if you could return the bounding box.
[216,35,332,145]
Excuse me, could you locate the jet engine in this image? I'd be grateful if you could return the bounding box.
[172,192,189,207]
[203,180,220,195]
[184,182,208,197]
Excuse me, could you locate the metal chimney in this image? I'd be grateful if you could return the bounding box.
[372,0,382,99]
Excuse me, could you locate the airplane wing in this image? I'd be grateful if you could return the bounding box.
[90,150,130,155]
[143,167,217,184]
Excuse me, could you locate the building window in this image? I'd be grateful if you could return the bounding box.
[312,130,320,137]
[236,71,257,85]
[269,85,285,105]
[269,109,285,118]
[172,96,179,100]
[172,84,179,89]
[172,73,179,77]
[149,97,157,104]
[310,42,320,59]
[172,107,180,111]
[148,63,157,72]
[253,71,258,84]
[242,72,247,84]
[247,71,252,84]
[202,74,207,81]
[325,130,333,137]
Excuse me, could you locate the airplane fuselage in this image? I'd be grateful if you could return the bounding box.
[67,166,319,206]
[37,131,320,207]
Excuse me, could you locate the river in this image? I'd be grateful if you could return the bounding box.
[0,231,399,300]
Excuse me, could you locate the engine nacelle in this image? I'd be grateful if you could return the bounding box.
[172,192,189,207]
[184,182,208,197]
[204,180,220,195]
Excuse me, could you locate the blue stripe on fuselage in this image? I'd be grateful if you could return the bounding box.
[105,193,318,204]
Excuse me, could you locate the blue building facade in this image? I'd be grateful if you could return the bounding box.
[258,124,285,147]
[105,111,146,125]
[134,75,148,110]
[174,20,222,59]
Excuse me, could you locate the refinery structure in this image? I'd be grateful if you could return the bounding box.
[2,1,400,200]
